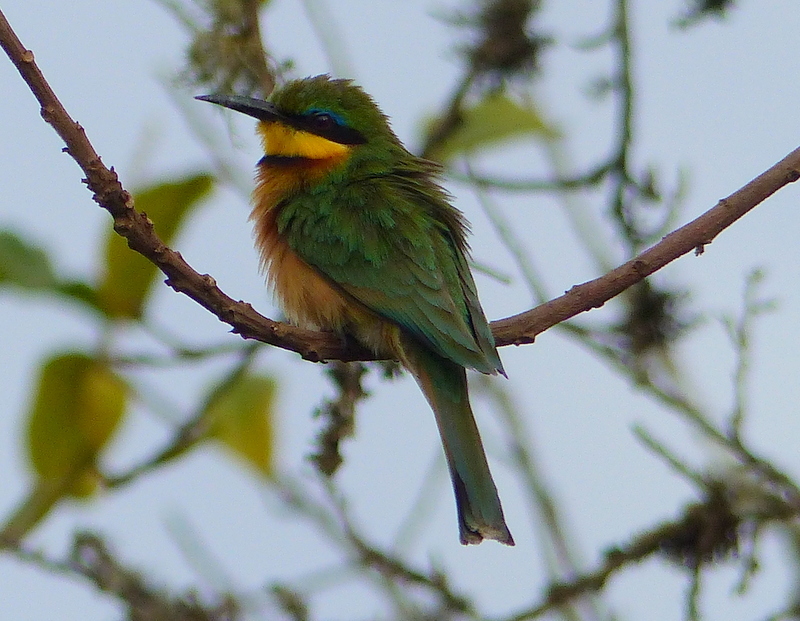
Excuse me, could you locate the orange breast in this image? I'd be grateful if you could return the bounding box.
[250,161,350,330]
[250,160,404,359]
[248,122,405,358]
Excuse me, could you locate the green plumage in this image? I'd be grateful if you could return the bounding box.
[277,162,504,375]
[199,75,513,545]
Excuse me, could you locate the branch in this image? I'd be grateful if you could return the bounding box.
[492,150,800,346]
[502,483,747,621]
[2,9,799,364]
[16,532,240,620]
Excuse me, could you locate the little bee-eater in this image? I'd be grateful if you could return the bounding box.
[197,75,513,545]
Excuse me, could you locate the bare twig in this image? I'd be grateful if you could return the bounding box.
[632,425,707,489]
[105,343,259,488]
[8,532,240,620]
[311,361,368,476]
[492,150,800,347]
[724,269,775,440]
[501,486,744,621]
[607,0,637,244]
[449,162,611,192]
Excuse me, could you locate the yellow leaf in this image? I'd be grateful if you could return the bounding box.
[26,352,128,498]
[206,374,276,478]
[425,92,560,163]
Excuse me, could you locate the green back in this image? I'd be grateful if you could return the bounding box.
[278,161,503,375]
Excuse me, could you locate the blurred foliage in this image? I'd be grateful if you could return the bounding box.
[676,0,737,28]
[424,91,558,163]
[658,482,740,570]
[615,280,694,357]
[0,229,98,309]
[27,352,128,499]
[206,372,276,478]
[171,0,277,97]
[70,532,241,621]
[311,361,367,477]
[448,0,549,81]
[0,229,59,290]
[0,165,274,545]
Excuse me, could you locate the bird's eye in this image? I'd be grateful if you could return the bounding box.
[310,112,335,131]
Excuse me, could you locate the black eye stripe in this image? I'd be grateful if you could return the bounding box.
[290,111,367,145]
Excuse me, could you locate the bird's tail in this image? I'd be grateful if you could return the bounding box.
[402,339,514,546]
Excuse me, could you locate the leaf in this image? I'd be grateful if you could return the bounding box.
[55,280,101,310]
[96,173,214,319]
[0,229,59,290]
[206,373,276,478]
[425,92,559,163]
[675,0,735,28]
[26,352,128,498]
[0,229,102,311]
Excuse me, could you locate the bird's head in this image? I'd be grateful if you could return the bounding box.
[197,75,405,170]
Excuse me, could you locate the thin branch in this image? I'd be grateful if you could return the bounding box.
[271,475,475,617]
[686,565,702,621]
[492,150,800,347]
[310,361,369,476]
[448,162,611,192]
[590,335,800,510]
[111,343,250,368]
[500,486,747,621]
[725,269,775,441]
[323,481,477,618]
[7,532,240,620]
[632,425,707,489]
[420,70,477,160]
[241,0,275,96]
[608,0,636,243]
[391,450,448,551]
[2,10,799,366]
[467,161,550,306]
[105,343,260,488]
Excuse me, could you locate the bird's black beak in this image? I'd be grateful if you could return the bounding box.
[195,94,285,122]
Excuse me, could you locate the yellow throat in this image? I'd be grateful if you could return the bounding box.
[256,121,351,160]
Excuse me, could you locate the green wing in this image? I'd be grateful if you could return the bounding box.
[279,170,503,375]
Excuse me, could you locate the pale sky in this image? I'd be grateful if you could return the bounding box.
[3,2,800,620]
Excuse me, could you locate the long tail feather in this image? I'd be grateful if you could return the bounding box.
[401,339,514,546]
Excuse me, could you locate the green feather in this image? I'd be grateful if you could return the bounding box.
[401,337,513,545]
[280,162,503,375]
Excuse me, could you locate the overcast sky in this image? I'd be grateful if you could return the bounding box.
[3,2,800,620]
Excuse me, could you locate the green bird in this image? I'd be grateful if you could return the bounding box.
[198,75,513,545]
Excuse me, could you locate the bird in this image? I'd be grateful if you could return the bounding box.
[197,75,513,545]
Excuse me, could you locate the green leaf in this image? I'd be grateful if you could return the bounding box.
[425,92,559,163]
[0,229,59,290]
[0,229,101,311]
[55,280,101,310]
[96,173,214,319]
[26,352,128,498]
[206,373,276,478]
